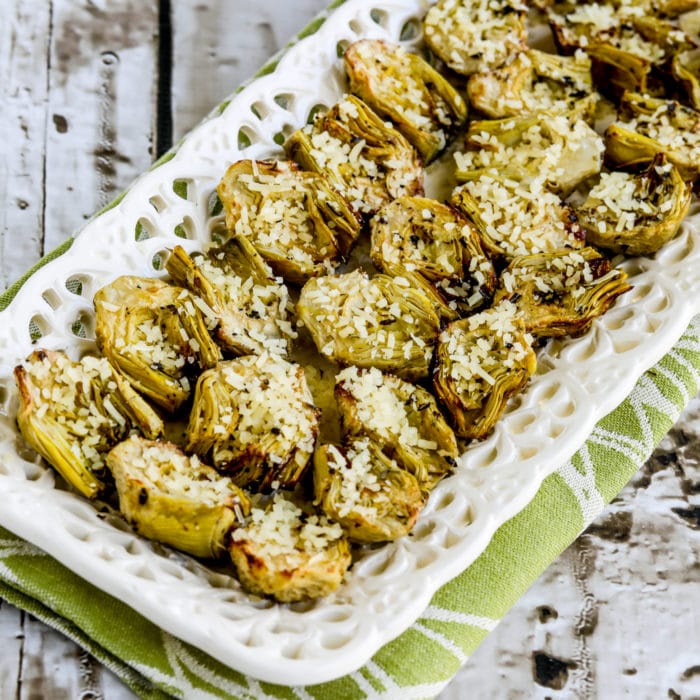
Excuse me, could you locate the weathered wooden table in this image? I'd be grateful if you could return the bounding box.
[1,2,698,698]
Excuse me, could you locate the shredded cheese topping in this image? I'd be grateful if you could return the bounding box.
[231,494,343,565]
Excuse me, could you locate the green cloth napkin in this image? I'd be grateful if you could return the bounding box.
[0,313,698,700]
[2,2,700,696]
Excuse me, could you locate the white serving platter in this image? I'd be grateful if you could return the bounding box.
[1,0,700,686]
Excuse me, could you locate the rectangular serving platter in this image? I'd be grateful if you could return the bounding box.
[1,0,700,686]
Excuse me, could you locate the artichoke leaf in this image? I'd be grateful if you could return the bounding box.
[423,0,528,76]
[297,269,440,381]
[433,302,537,440]
[370,195,496,317]
[455,112,604,195]
[284,95,423,217]
[450,175,585,260]
[107,435,250,559]
[14,349,164,498]
[94,276,221,413]
[605,92,700,180]
[344,39,467,162]
[494,247,632,337]
[185,354,320,493]
[468,49,597,120]
[577,155,692,255]
[229,492,351,602]
[216,160,361,284]
[313,438,426,543]
[166,238,296,357]
[334,366,458,491]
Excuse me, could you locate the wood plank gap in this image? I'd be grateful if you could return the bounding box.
[39,1,56,259]
[156,0,173,158]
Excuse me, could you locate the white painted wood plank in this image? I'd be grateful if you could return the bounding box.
[170,0,329,140]
[0,3,51,288]
[42,0,160,255]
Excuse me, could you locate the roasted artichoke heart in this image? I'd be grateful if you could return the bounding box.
[672,48,700,110]
[297,269,440,381]
[14,350,163,498]
[577,155,692,255]
[185,353,320,492]
[605,92,700,180]
[165,238,295,357]
[370,196,497,317]
[494,248,632,337]
[216,160,361,284]
[229,492,351,602]
[334,366,458,491]
[284,95,423,217]
[344,39,467,162]
[423,0,528,76]
[455,112,604,195]
[467,49,597,120]
[94,276,221,413]
[106,435,250,559]
[450,175,585,260]
[313,438,425,543]
[433,302,537,440]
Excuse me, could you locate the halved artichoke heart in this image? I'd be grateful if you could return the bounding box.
[585,18,695,98]
[186,353,320,492]
[545,2,648,53]
[423,0,528,76]
[297,269,440,381]
[455,112,604,195]
[450,175,585,260]
[106,435,250,559]
[314,438,425,544]
[334,365,459,491]
[344,39,467,162]
[494,247,632,337]
[672,48,700,110]
[284,95,423,217]
[166,237,295,357]
[577,155,692,255]
[370,196,497,317]
[433,301,537,440]
[14,350,163,498]
[468,49,598,121]
[606,92,700,180]
[94,276,221,413]
[216,160,361,285]
[229,492,351,602]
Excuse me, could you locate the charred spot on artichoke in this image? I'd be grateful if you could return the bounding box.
[313,438,425,544]
[284,95,423,217]
[423,0,528,76]
[185,353,320,493]
[334,366,458,491]
[495,247,632,337]
[216,160,361,284]
[297,270,440,381]
[14,350,164,498]
[577,155,692,255]
[229,492,351,602]
[344,39,467,162]
[106,435,250,559]
[166,238,296,357]
[433,302,537,440]
[450,175,585,260]
[370,196,497,317]
[94,276,221,413]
